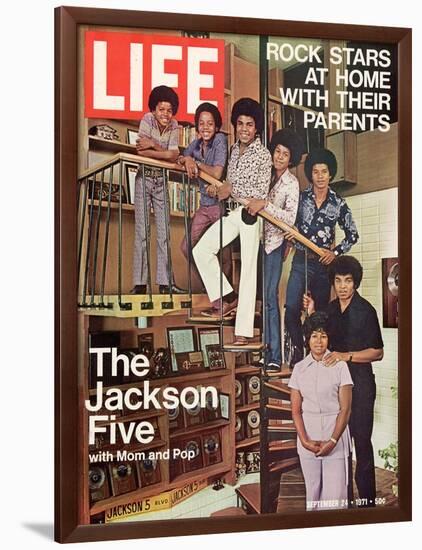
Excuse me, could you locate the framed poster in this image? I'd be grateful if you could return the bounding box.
[55,5,411,544]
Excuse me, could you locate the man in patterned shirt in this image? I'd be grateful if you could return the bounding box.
[193,98,272,345]
[246,128,302,370]
[285,148,359,366]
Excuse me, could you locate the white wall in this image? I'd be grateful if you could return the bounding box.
[338,188,398,467]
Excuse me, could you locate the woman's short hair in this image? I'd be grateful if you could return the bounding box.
[268,128,304,167]
[329,255,363,289]
[304,311,329,344]
[148,85,179,115]
[230,97,264,134]
[304,148,337,182]
[194,102,222,131]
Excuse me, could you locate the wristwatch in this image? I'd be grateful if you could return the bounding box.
[348,352,353,362]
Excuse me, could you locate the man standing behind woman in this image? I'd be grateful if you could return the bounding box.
[284,148,359,365]
[246,128,303,370]
[177,103,229,291]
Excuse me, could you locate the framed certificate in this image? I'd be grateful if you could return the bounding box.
[166,327,196,372]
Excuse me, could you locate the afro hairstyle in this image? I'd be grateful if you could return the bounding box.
[304,148,338,183]
[194,102,223,132]
[269,128,305,167]
[329,255,363,289]
[148,85,179,115]
[304,311,330,345]
[230,97,264,135]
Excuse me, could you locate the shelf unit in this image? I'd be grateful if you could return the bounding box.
[79,314,237,524]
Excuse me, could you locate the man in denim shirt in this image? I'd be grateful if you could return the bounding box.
[177,103,229,290]
[285,148,359,366]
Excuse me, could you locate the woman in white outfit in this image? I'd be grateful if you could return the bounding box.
[289,311,353,511]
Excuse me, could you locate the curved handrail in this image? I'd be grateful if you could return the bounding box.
[78,152,183,180]
[78,153,324,257]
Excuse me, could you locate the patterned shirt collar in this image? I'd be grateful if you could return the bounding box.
[232,136,262,154]
[149,113,178,134]
[304,185,338,204]
[278,169,295,186]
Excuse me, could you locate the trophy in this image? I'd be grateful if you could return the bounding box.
[235,378,244,406]
[246,374,260,404]
[235,414,244,442]
[246,410,260,438]
[183,394,204,427]
[109,462,137,496]
[204,392,221,422]
[89,465,110,502]
[137,458,161,487]
[182,437,203,473]
[202,432,222,467]
[168,404,185,432]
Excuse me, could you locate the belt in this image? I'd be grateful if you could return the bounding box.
[295,248,322,262]
[142,167,163,178]
[225,198,242,211]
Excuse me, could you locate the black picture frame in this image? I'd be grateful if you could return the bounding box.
[198,327,220,367]
[206,343,226,371]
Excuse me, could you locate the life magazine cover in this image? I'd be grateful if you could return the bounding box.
[75,20,401,527]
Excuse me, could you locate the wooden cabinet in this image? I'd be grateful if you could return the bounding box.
[79,314,237,523]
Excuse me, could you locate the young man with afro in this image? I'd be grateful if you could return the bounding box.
[131,85,186,295]
[284,147,359,365]
[193,97,272,346]
[304,255,384,507]
[246,128,303,369]
[177,102,230,291]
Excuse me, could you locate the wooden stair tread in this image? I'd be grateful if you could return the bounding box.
[211,507,247,517]
[265,368,292,379]
[236,436,260,449]
[186,315,235,326]
[268,424,296,433]
[264,380,291,394]
[269,456,299,474]
[235,365,261,375]
[223,342,265,352]
[266,403,292,412]
[235,483,261,514]
[268,440,297,452]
